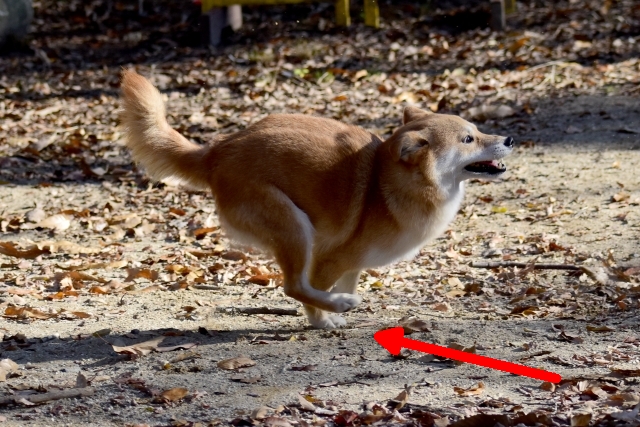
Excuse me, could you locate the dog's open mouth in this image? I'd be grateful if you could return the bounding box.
[464,160,506,175]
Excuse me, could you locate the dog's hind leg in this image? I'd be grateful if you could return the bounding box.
[304,269,361,329]
[215,185,362,316]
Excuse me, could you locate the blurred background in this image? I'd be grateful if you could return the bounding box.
[0,0,639,179]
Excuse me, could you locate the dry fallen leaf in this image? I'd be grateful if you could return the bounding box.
[4,306,57,320]
[0,242,49,259]
[54,271,107,284]
[454,382,485,397]
[431,302,452,312]
[158,387,188,402]
[221,250,247,262]
[125,268,159,282]
[398,316,431,334]
[76,372,88,388]
[25,214,72,232]
[298,395,316,412]
[251,406,271,420]
[540,381,556,392]
[0,359,19,381]
[217,356,256,370]
[570,413,592,426]
[610,367,640,377]
[392,389,409,410]
[112,337,165,358]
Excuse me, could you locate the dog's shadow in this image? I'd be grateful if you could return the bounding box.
[4,325,336,367]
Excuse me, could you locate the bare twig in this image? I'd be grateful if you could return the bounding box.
[469,261,581,271]
[0,387,95,406]
[214,306,300,316]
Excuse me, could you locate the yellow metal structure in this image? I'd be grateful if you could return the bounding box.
[363,0,378,27]
[505,0,516,14]
[201,0,378,28]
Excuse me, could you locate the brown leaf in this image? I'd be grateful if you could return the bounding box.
[54,271,107,284]
[392,390,409,410]
[217,356,256,370]
[453,382,485,397]
[610,367,640,377]
[247,274,281,286]
[159,387,188,402]
[0,242,49,259]
[612,192,630,202]
[193,227,218,239]
[188,250,219,259]
[125,268,159,282]
[112,337,165,358]
[540,381,556,392]
[334,410,360,426]
[570,413,591,427]
[431,302,452,312]
[71,311,92,319]
[169,207,186,216]
[221,251,247,262]
[126,285,163,295]
[4,306,57,320]
[398,316,430,334]
[606,392,640,407]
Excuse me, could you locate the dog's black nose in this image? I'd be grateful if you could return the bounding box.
[504,137,514,148]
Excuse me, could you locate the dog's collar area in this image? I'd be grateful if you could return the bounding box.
[464,160,506,175]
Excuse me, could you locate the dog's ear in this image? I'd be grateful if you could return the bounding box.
[403,106,432,124]
[387,132,428,164]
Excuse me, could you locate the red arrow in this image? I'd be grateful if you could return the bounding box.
[374,327,561,383]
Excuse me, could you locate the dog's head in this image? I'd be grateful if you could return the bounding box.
[383,106,514,185]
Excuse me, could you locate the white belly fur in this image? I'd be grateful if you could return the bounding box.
[361,185,464,268]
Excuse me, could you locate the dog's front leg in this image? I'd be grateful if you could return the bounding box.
[304,264,362,328]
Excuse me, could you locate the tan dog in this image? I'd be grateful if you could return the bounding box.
[120,69,514,328]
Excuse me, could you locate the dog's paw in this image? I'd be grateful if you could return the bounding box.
[308,313,347,329]
[329,293,362,313]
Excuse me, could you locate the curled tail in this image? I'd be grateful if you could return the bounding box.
[119,69,211,189]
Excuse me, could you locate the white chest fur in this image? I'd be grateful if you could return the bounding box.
[362,183,464,268]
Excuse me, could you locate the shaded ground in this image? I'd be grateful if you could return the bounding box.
[0,0,639,426]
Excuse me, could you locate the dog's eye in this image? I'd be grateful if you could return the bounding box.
[417,138,429,146]
[463,135,474,144]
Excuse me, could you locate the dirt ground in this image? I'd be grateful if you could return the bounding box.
[1,1,640,426]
